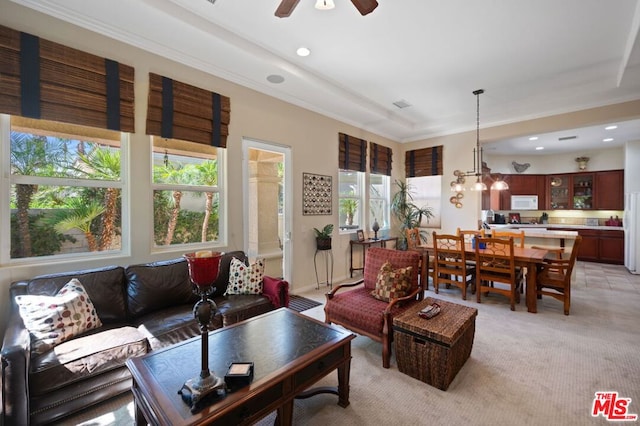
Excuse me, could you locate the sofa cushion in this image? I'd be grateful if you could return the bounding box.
[215,295,274,327]
[225,257,265,295]
[16,279,102,355]
[211,251,248,298]
[370,261,413,302]
[133,304,219,350]
[25,266,127,323]
[126,258,198,319]
[29,326,148,396]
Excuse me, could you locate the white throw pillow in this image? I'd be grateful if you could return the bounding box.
[15,278,102,355]
[225,257,265,295]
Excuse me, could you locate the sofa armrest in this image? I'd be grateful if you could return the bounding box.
[262,276,289,308]
[2,284,31,426]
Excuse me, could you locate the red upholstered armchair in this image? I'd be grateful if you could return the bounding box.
[324,247,423,368]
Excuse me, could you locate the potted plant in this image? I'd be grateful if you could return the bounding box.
[313,224,334,250]
[339,199,358,226]
[390,180,434,250]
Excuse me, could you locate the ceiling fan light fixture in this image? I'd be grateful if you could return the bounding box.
[315,0,335,10]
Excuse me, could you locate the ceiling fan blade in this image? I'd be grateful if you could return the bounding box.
[350,0,378,15]
[275,0,300,18]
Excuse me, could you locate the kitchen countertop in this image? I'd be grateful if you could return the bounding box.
[489,224,624,231]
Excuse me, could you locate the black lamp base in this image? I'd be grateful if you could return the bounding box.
[179,375,225,412]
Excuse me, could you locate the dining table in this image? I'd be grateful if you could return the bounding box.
[418,243,549,313]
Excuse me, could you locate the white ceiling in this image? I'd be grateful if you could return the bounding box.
[12,0,640,153]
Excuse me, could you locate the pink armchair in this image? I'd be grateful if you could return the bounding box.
[324,247,422,368]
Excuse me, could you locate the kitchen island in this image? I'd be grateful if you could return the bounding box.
[487,224,624,264]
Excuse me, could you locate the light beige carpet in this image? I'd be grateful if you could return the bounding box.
[62,262,640,425]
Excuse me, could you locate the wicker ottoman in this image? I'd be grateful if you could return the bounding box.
[393,297,477,390]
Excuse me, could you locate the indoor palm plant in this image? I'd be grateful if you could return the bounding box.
[390,180,433,249]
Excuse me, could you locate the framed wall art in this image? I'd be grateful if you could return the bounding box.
[303,172,332,215]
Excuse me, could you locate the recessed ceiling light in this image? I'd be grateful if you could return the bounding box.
[603,138,614,142]
[296,47,310,57]
[266,74,285,84]
[529,136,538,141]
[605,125,618,130]
[535,146,544,150]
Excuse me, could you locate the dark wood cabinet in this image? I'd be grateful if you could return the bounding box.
[482,170,623,211]
[571,229,624,264]
[546,170,623,211]
[494,174,546,210]
[598,230,624,264]
[577,229,599,262]
[595,170,623,210]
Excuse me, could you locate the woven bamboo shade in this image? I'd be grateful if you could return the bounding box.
[369,141,392,175]
[146,73,230,148]
[405,145,443,177]
[338,132,366,172]
[0,25,134,132]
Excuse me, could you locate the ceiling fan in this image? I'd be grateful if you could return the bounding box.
[275,0,379,18]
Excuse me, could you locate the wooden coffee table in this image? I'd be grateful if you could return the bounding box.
[126,308,355,425]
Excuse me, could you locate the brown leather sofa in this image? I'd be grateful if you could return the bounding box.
[1,251,289,425]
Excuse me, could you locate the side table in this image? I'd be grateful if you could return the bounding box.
[314,247,333,289]
[349,237,398,277]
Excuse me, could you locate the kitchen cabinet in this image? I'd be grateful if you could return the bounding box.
[572,174,594,210]
[557,228,624,264]
[595,170,623,210]
[548,174,571,210]
[598,230,624,264]
[492,174,546,210]
[546,170,623,211]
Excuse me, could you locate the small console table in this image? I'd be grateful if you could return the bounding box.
[349,237,398,277]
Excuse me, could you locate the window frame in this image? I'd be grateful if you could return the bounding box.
[369,173,391,231]
[338,169,365,234]
[0,114,130,265]
[150,137,227,252]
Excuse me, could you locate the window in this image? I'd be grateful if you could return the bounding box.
[370,174,390,230]
[2,115,126,261]
[152,137,224,248]
[406,176,442,228]
[338,170,364,232]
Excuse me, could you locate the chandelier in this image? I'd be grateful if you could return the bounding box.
[451,89,509,192]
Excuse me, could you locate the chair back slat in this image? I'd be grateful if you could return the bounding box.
[492,230,525,248]
[456,228,485,244]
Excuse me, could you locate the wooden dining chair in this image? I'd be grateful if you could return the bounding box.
[405,227,433,290]
[492,229,526,291]
[432,232,475,300]
[456,228,485,244]
[536,236,582,315]
[474,237,520,311]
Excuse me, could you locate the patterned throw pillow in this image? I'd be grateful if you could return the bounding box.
[371,261,413,302]
[15,279,102,355]
[225,257,265,295]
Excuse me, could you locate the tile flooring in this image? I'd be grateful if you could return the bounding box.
[576,261,640,292]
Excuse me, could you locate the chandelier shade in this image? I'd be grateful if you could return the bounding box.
[315,0,335,10]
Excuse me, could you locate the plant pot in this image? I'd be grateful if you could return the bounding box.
[316,237,332,251]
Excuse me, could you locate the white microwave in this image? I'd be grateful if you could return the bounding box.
[511,195,538,210]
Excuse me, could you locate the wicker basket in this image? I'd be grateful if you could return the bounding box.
[393,297,477,390]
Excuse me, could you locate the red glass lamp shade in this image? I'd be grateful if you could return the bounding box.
[184,251,222,288]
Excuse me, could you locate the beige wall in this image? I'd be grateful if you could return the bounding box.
[2,2,640,340]
[0,3,401,338]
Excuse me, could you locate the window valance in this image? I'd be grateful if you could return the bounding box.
[369,142,392,175]
[405,145,443,177]
[0,25,134,132]
[338,132,366,172]
[146,73,230,148]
